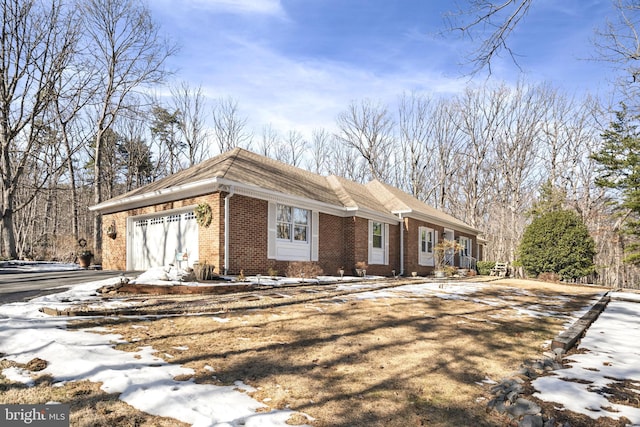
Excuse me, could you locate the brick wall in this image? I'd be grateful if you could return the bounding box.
[226,194,268,275]
[403,218,478,275]
[101,192,473,278]
[100,193,222,271]
[101,211,129,270]
[317,212,345,275]
[342,216,400,277]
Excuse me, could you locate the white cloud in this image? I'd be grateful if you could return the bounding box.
[185,35,467,138]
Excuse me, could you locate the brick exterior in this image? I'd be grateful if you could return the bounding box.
[101,193,223,271]
[402,218,477,275]
[226,195,268,275]
[101,192,463,278]
[318,213,345,275]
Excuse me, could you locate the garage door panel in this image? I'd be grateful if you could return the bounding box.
[130,210,199,270]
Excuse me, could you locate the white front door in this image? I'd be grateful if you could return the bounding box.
[129,209,199,270]
[418,227,435,266]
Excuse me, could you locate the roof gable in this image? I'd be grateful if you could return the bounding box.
[367,180,479,232]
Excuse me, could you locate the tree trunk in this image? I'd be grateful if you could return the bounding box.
[93,128,103,260]
[1,204,17,259]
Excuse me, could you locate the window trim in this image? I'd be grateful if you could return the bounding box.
[276,204,309,244]
[268,202,318,262]
[368,220,389,265]
[418,226,436,267]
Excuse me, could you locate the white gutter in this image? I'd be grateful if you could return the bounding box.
[89,178,221,214]
[224,187,234,275]
[398,213,404,276]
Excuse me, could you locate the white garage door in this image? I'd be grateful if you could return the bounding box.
[129,209,199,270]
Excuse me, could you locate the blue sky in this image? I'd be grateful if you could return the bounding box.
[149,0,619,137]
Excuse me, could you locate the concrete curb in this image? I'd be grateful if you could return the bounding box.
[551,292,610,353]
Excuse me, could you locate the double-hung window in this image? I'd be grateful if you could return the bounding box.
[420,228,433,254]
[277,204,309,243]
[372,222,383,249]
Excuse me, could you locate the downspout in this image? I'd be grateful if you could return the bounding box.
[398,213,404,276]
[224,188,234,275]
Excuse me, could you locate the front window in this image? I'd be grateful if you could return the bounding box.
[372,222,383,248]
[459,236,471,257]
[277,204,309,242]
[421,229,433,253]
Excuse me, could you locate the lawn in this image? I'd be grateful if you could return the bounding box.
[0,278,613,426]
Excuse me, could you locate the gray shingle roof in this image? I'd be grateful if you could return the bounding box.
[92,148,479,233]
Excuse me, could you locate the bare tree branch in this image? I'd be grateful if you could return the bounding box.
[446,0,533,74]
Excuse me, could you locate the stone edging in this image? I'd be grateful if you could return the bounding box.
[551,292,610,353]
[486,292,612,426]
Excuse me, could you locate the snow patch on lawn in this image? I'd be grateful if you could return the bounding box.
[532,293,640,424]
[0,277,309,427]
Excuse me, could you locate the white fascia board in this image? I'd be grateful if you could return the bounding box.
[221,178,347,217]
[90,176,407,226]
[353,207,402,224]
[89,178,221,214]
[225,179,400,223]
[396,209,481,235]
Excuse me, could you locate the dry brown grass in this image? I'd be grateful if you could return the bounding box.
[0,278,612,426]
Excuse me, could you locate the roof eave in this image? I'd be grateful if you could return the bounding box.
[89,178,222,214]
[398,209,482,235]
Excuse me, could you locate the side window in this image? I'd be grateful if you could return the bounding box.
[372,222,383,248]
[420,228,434,253]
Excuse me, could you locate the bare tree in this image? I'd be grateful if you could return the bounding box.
[257,124,280,158]
[336,99,396,182]
[429,99,464,210]
[211,97,252,154]
[446,0,533,74]
[277,130,307,167]
[0,0,79,258]
[80,0,175,258]
[150,105,183,175]
[51,49,97,242]
[307,128,333,174]
[594,0,640,101]
[397,92,433,200]
[491,82,546,262]
[449,85,503,229]
[171,81,209,165]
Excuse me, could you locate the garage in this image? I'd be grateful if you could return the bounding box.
[128,208,199,271]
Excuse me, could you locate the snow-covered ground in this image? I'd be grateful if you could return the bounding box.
[0,276,310,427]
[129,265,378,287]
[532,291,640,425]
[0,260,84,272]
[0,264,638,425]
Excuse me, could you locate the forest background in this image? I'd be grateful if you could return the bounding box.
[3,0,640,287]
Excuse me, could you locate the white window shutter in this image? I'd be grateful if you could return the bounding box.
[311,211,319,261]
[267,202,277,259]
[384,223,389,265]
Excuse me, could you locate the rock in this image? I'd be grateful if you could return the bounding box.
[519,415,544,427]
[507,398,542,418]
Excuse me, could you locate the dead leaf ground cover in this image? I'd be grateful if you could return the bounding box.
[0,278,613,426]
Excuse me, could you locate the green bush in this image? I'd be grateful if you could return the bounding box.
[518,209,596,281]
[477,261,495,276]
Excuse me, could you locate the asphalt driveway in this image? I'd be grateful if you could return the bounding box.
[0,269,131,303]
